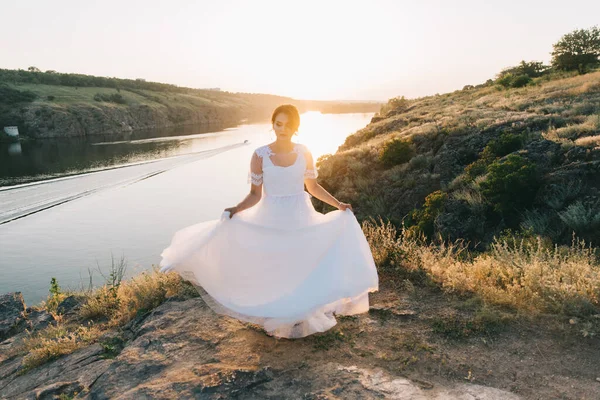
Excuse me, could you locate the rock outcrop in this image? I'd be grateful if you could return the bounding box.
[0,297,525,399]
[0,293,26,343]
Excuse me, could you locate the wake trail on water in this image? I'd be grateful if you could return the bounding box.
[0,143,247,225]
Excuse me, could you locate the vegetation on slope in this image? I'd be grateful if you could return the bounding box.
[316,26,600,248]
[317,70,600,248]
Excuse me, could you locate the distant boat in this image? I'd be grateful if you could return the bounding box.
[4,126,19,137]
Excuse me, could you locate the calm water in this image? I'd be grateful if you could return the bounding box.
[0,112,373,305]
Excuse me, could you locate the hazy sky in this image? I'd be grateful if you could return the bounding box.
[1,0,598,101]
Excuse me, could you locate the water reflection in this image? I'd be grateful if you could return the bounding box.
[7,142,22,156]
[0,123,236,186]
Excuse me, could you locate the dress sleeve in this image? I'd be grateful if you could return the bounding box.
[303,148,318,180]
[248,151,263,185]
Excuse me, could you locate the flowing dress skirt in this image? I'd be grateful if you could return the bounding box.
[160,191,379,338]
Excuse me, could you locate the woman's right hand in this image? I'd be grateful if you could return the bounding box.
[337,202,353,212]
[224,206,238,219]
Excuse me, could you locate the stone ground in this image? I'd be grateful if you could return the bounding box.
[1,281,599,399]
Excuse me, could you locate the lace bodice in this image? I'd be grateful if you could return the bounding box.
[249,143,318,196]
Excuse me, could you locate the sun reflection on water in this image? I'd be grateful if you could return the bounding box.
[296,111,374,159]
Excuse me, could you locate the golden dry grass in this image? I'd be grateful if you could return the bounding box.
[15,267,193,371]
[21,322,103,371]
[363,219,600,316]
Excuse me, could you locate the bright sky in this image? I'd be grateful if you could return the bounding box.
[1,0,598,101]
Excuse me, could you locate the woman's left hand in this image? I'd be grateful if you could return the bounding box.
[337,202,353,212]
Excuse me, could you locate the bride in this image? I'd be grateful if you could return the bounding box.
[160,104,379,338]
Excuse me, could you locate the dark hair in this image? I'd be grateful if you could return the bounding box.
[271,104,300,133]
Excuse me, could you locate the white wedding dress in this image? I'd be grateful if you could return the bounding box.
[160,143,379,338]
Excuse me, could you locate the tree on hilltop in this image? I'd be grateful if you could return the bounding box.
[551,26,600,74]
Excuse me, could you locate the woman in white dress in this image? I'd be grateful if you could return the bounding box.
[160,104,379,338]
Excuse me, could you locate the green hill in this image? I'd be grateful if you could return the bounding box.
[316,70,600,248]
[0,69,380,138]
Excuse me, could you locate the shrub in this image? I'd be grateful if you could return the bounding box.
[464,159,489,179]
[408,153,433,170]
[109,93,126,104]
[558,201,600,239]
[496,61,549,88]
[496,73,534,88]
[511,74,532,88]
[93,92,127,104]
[378,96,410,116]
[380,139,415,167]
[45,277,67,313]
[47,95,55,101]
[410,190,448,238]
[479,155,539,220]
[482,133,525,159]
[0,85,37,104]
[500,60,549,79]
[520,210,556,239]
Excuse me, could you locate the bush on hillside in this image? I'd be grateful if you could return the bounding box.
[93,92,127,104]
[0,85,37,104]
[378,96,409,116]
[511,74,532,88]
[497,73,532,88]
[380,139,415,167]
[496,61,549,88]
[480,155,540,220]
[501,61,549,78]
[465,159,489,179]
[409,190,448,239]
[481,133,525,159]
[558,200,600,241]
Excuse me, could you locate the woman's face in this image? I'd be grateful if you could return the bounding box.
[273,112,295,140]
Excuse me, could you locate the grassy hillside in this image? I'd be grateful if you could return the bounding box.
[316,70,600,248]
[0,69,380,138]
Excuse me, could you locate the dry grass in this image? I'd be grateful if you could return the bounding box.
[20,321,103,371]
[363,220,600,317]
[81,267,189,327]
[14,267,193,371]
[575,135,600,147]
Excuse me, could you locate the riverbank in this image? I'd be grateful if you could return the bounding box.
[1,221,599,399]
[0,75,381,139]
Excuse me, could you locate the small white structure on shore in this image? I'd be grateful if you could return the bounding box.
[4,126,19,137]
